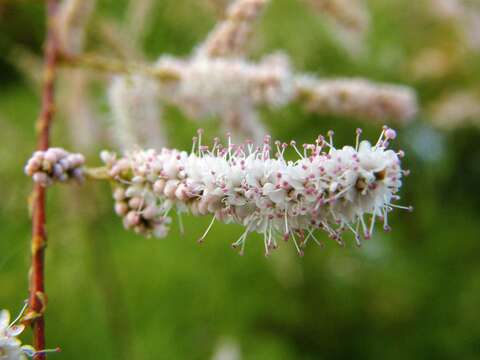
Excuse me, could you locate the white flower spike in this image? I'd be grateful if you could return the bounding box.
[101,127,410,256]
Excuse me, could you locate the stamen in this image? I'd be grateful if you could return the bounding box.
[388,204,413,212]
[198,216,216,243]
[290,231,304,256]
[9,301,29,327]
[191,136,197,154]
[327,130,334,149]
[197,128,204,156]
[355,128,362,151]
[305,228,324,248]
[369,209,377,238]
[290,140,304,159]
[178,212,185,235]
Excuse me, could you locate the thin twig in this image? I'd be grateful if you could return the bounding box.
[59,52,181,81]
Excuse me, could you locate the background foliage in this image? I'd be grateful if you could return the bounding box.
[1,0,480,359]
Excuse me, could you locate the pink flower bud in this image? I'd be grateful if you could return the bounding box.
[128,197,143,209]
[52,164,63,178]
[164,180,179,199]
[44,150,58,163]
[33,172,48,185]
[198,199,209,215]
[385,128,397,139]
[113,187,126,201]
[175,183,189,201]
[125,211,140,227]
[143,206,157,220]
[114,202,128,216]
[163,160,179,178]
[153,179,166,194]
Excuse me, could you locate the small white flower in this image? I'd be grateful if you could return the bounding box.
[0,308,35,360]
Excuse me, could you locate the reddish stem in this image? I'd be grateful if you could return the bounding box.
[29,1,60,359]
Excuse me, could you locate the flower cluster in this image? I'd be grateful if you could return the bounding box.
[102,128,409,255]
[148,52,293,144]
[146,53,416,145]
[24,148,85,187]
[295,76,418,122]
[429,90,480,130]
[155,52,294,119]
[102,149,173,238]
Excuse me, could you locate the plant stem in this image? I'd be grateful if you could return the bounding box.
[28,1,60,358]
[59,52,181,81]
[84,166,112,181]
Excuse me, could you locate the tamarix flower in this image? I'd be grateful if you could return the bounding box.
[151,52,293,144]
[155,52,294,119]
[100,127,410,255]
[0,309,30,360]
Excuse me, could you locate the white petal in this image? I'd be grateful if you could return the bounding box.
[0,310,10,330]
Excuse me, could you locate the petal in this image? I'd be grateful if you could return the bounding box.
[358,140,372,153]
[267,188,287,204]
[0,310,10,330]
[7,324,25,337]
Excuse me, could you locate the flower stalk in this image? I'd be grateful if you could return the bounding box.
[59,52,181,81]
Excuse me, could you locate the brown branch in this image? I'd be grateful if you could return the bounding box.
[27,1,60,359]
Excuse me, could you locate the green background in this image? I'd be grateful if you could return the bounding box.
[1,0,479,359]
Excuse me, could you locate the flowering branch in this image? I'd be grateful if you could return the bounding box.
[58,50,417,146]
[26,128,411,256]
[25,1,60,358]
